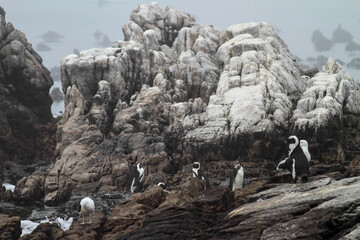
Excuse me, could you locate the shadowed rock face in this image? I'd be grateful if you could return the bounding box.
[0,8,55,184]
[14,3,360,209]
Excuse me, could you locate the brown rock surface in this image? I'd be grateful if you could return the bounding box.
[0,214,21,240]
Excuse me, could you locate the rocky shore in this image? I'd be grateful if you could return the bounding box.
[1,3,360,239]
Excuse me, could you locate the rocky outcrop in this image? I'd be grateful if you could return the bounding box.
[0,7,56,183]
[0,214,21,240]
[20,175,360,239]
[13,3,360,206]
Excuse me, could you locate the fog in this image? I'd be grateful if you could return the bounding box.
[1,0,360,115]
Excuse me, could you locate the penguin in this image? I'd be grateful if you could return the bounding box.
[300,139,311,162]
[192,162,210,189]
[277,135,309,183]
[288,135,299,156]
[229,164,244,191]
[130,163,144,193]
[157,182,170,195]
[80,197,95,224]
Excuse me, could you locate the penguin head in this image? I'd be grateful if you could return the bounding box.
[234,164,242,171]
[192,162,200,170]
[137,162,143,170]
[157,182,166,189]
[288,135,299,152]
[300,139,308,149]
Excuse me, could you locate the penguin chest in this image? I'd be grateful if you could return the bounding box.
[233,170,244,190]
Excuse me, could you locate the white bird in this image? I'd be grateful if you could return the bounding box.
[300,139,311,162]
[80,197,95,224]
[230,164,244,191]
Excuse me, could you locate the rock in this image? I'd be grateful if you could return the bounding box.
[218,177,360,239]
[19,222,63,240]
[16,4,360,212]
[118,186,233,240]
[312,29,333,52]
[292,58,360,131]
[14,176,44,202]
[3,189,13,202]
[50,88,64,102]
[101,185,166,238]
[0,214,21,240]
[0,7,55,184]
[332,24,353,44]
[345,155,360,177]
[61,212,107,240]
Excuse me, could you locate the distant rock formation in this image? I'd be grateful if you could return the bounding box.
[50,88,64,102]
[312,29,333,52]
[14,3,360,207]
[332,24,353,44]
[0,8,56,183]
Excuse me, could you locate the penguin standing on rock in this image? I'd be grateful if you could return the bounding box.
[130,163,145,193]
[277,135,309,183]
[230,164,244,191]
[192,162,210,189]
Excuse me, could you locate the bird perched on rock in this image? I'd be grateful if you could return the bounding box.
[80,197,95,224]
[277,135,309,183]
[230,163,244,191]
[192,162,210,189]
[157,182,170,194]
[130,163,145,193]
[300,139,311,162]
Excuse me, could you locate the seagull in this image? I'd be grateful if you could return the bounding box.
[80,197,95,224]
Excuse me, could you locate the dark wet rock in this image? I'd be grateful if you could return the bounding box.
[3,189,13,202]
[0,214,21,240]
[312,29,333,52]
[345,155,360,177]
[332,24,353,44]
[50,87,64,102]
[0,8,55,183]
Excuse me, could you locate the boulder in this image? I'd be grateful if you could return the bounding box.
[0,214,21,240]
[14,176,44,202]
[0,8,55,184]
[19,222,63,240]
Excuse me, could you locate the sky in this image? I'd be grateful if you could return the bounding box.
[1,0,360,114]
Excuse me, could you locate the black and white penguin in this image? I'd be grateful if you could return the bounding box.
[192,162,210,189]
[157,182,170,194]
[277,135,309,183]
[229,164,244,191]
[300,139,311,162]
[130,163,145,193]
